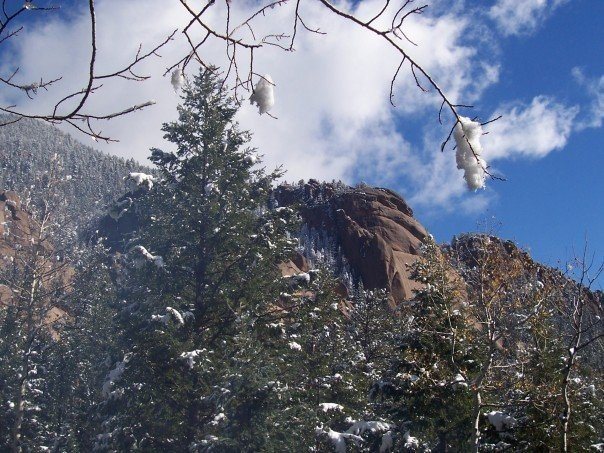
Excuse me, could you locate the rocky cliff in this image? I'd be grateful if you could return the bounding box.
[96,180,430,302]
[93,180,604,311]
[0,191,68,332]
[275,180,428,302]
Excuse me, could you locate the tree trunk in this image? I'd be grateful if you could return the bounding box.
[12,269,38,453]
[11,373,27,453]
[561,287,585,452]
[471,347,493,452]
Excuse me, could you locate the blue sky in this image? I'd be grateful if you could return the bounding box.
[412,0,604,286]
[1,0,603,287]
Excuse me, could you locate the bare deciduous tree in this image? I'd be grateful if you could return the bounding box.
[0,0,174,141]
[1,0,500,179]
[558,246,603,452]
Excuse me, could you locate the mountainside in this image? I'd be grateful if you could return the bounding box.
[94,179,429,301]
[94,178,603,311]
[275,180,427,302]
[0,116,150,242]
[2,119,597,308]
[1,85,602,451]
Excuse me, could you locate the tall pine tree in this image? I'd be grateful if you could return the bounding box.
[94,69,296,451]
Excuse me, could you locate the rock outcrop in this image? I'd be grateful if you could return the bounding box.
[0,191,70,333]
[275,180,428,302]
[447,233,602,308]
[98,181,429,302]
[0,190,34,255]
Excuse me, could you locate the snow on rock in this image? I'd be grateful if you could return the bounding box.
[487,411,517,431]
[171,69,185,92]
[249,74,275,114]
[102,353,132,398]
[453,116,487,190]
[125,172,155,189]
[288,341,302,351]
[284,272,311,287]
[130,245,164,268]
[319,403,344,412]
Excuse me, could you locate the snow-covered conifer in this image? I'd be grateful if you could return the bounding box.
[93,68,295,451]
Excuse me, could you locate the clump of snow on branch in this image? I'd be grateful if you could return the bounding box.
[204,183,216,195]
[319,403,344,412]
[316,428,363,453]
[108,197,133,221]
[180,349,205,369]
[453,116,487,190]
[346,420,394,436]
[403,431,420,448]
[23,1,35,10]
[125,172,155,190]
[130,245,164,268]
[244,153,259,165]
[171,69,185,92]
[288,341,302,351]
[318,421,394,453]
[487,411,517,431]
[166,307,185,325]
[102,354,132,398]
[452,373,468,390]
[249,75,275,114]
[152,307,185,326]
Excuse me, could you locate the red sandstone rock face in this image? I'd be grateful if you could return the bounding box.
[1,191,34,304]
[275,181,428,302]
[99,182,430,302]
[0,191,72,306]
[0,190,36,261]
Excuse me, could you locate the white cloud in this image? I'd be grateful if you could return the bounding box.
[572,67,604,130]
[0,0,498,185]
[488,0,568,36]
[405,95,578,212]
[0,0,580,215]
[483,96,578,160]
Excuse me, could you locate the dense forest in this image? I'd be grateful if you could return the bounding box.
[0,70,602,452]
[0,115,150,249]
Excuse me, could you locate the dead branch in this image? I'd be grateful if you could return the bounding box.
[0,0,172,141]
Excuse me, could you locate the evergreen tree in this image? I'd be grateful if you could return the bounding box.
[47,243,121,452]
[94,69,296,451]
[373,237,475,450]
[0,162,74,452]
